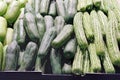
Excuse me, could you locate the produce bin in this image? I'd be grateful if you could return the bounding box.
[1,0,120,80]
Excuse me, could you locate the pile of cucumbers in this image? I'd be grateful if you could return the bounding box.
[0,0,120,75]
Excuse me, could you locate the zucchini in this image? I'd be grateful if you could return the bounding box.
[108,10,120,43]
[4,1,21,24]
[86,0,93,10]
[72,46,83,75]
[40,0,50,15]
[62,63,72,74]
[44,15,54,31]
[83,12,94,42]
[103,45,115,73]
[50,48,61,74]
[2,45,8,71]
[97,10,108,37]
[38,27,56,57]
[88,43,101,72]
[24,12,39,42]
[56,0,68,21]
[0,17,7,42]
[73,12,88,50]
[106,18,120,66]
[90,10,105,56]
[83,51,90,74]
[77,0,86,12]
[18,42,38,71]
[5,41,20,71]
[52,24,73,49]
[63,38,77,59]
[4,28,13,45]
[54,16,65,35]
[35,13,45,43]
[48,0,56,17]
[93,0,101,8]
[0,1,7,16]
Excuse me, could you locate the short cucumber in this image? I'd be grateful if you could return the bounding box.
[63,38,77,59]
[52,24,73,49]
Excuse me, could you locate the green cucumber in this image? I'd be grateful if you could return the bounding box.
[44,15,54,31]
[35,13,45,43]
[48,0,56,17]
[0,1,7,16]
[18,42,38,71]
[40,0,50,15]
[5,41,20,71]
[24,12,39,42]
[52,24,73,48]
[54,16,65,35]
[38,27,56,57]
[63,38,77,59]
[77,0,86,12]
[50,48,61,74]
[62,63,72,74]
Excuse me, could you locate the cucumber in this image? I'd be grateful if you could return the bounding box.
[0,17,7,42]
[83,12,94,42]
[18,51,24,67]
[63,38,77,59]
[54,16,65,35]
[4,1,21,24]
[18,0,28,8]
[44,15,54,31]
[64,0,69,10]
[62,63,72,74]
[73,12,88,50]
[72,46,83,75]
[77,0,86,12]
[34,0,41,13]
[90,10,105,56]
[24,2,34,14]
[86,0,93,10]
[2,45,8,71]
[52,24,73,49]
[24,12,39,42]
[35,56,42,72]
[50,48,61,74]
[56,0,68,21]
[83,51,90,74]
[103,0,114,11]
[5,41,20,71]
[67,0,77,21]
[0,1,7,16]
[48,0,56,17]
[0,42,3,70]
[4,28,13,45]
[40,0,50,15]
[35,13,45,43]
[106,18,120,66]
[93,0,101,8]
[18,42,38,71]
[108,10,120,43]
[100,0,107,13]
[4,0,14,5]
[103,45,115,73]
[113,8,120,23]
[38,27,56,57]
[97,10,108,37]
[88,43,101,72]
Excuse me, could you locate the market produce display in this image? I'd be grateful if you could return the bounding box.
[0,0,120,75]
